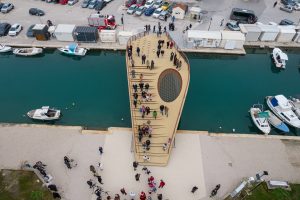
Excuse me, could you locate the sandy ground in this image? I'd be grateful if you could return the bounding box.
[1,125,300,199]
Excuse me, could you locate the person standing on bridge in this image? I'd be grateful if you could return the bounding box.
[136,47,140,57]
[160,105,165,115]
[153,110,157,119]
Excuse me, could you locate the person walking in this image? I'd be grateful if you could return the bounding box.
[133,99,137,108]
[273,1,278,7]
[131,69,136,78]
[159,105,164,115]
[150,60,154,70]
[95,175,104,184]
[140,191,146,200]
[191,186,198,193]
[90,165,96,174]
[99,146,103,155]
[170,41,173,49]
[133,83,138,92]
[129,191,136,200]
[166,41,170,49]
[162,143,167,151]
[142,54,146,64]
[157,194,163,200]
[156,50,160,58]
[146,60,150,69]
[136,47,140,57]
[139,82,144,91]
[153,25,156,33]
[114,194,121,200]
[145,83,149,92]
[139,73,144,83]
[164,106,168,117]
[170,52,174,61]
[158,180,165,188]
[152,110,157,119]
[163,26,166,33]
[161,50,164,57]
[133,161,138,171]
[220,19,224,26]
[120,188,127,195]
[135,173,141,181]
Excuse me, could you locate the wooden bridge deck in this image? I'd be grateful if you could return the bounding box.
[126,33,190,166]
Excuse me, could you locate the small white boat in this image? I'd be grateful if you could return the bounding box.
[289,97,300,118]
[272,48,288,69]
[0,44,12,53]
[249,104,271,135]
[265,110,289,133]
[13,47,43,56]
[57,43,87,56]
[27,106,61,121]
[266,95,300,128]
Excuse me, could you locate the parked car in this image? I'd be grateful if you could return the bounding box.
[68,0,79,5]
[161,1,170,10]
[153,0,162,8]
[280,4,293,12]
[88,0,98,8]
[95,0,107,11]
[125,0,137,8]
[281,0,296,5]
[158,10,170,20]
[104,0,113,2]
[29,8,45,16]
[293,2,300,10]
[144,0,154,8]
[0,23,11,36]
[1,3,14,13]
[127,4,138,14]
[135,6,146,16]
[27,24,35,37]
[81,0,90,7]
[279,19,294,25]
[144,6,155,16]
[226,21,240,31]
[152,7,162,18]
[8,24,22,36]
[136,0,146,6]
[0,3,4,10]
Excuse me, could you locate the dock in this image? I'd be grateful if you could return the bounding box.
[125,32,190,166]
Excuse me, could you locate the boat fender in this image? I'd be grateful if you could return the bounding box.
[232,128,235,132]
[121,118,124,121]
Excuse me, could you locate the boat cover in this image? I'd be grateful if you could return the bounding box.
[68,43,78,52]
[271,97,279,107]
[258,112,269,118]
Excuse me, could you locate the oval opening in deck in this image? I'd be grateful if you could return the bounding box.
[158,69,182,102]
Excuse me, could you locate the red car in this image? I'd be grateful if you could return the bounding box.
[125,0,137,8]
[59,0,68,5]
[136,0,146,6]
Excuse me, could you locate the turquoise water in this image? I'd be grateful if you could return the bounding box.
[0,49,299,135]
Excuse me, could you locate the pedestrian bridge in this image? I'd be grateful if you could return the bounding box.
[126,32,190,166]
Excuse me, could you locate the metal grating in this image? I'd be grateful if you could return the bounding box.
[158,69,182,102]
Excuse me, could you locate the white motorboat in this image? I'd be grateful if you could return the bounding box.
[272,48,288,69]
[27,106,61,121]
[265,110,289,133]
[289,97,300,118]
[266,95,300,128]
[57,43,87,56]
[13,47,43,56]
[0,44,12,53]
[249,104,271,135]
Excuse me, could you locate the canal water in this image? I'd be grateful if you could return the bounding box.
[0,49,299,135]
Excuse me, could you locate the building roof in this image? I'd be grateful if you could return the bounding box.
[173,3,188,11]
[239,24,261,33]
[278,26,296,34]
[258,25,279,33]
[189,7,201,14]
[32,24,47,30]
[55,24,76,33]
[188,30,221,40]
[221,31,245,41]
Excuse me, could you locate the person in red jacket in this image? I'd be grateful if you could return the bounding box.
[140,191,146,200]
[158,180,165,188]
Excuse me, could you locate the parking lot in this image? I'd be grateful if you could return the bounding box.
[0,0,299,48]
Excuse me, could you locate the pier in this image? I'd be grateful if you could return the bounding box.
[126,32,190,166]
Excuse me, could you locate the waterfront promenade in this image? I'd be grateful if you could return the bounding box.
[1,125,300,200]
[126,33,190,166]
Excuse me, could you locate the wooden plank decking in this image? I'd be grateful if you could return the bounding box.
[126,32,190,166]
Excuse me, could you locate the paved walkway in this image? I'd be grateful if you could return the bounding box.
[126,33,190,166]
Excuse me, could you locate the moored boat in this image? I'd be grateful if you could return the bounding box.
[57,43,87,56]
[249,104,271,134]
[272,48,288,69]
[27,106,61,121]
[0,44,12,53]
[13,47,43,56]
[265,110,289,133]
[266,95,300,128]
[289,97,300,118]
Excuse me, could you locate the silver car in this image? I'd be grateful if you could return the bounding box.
[68,0,79,5]
[280,5,293,13]
[1,3,14,13]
